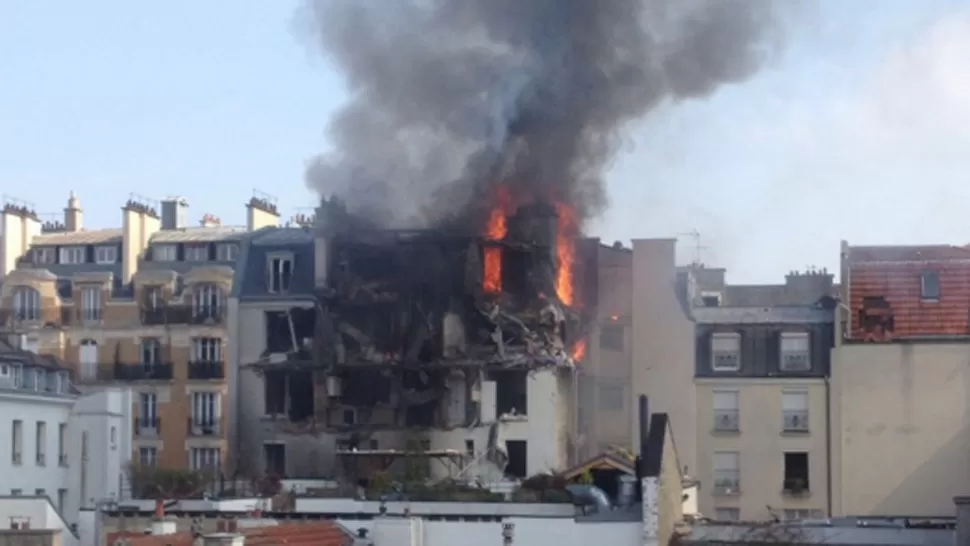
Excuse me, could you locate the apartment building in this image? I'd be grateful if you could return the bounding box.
[831,241,970,517]
[0,192,280,475]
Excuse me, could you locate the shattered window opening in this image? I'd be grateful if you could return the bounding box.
[263,370,287,415]
[263,443,286,477]
[505,440,527,478]
[492,369,528,417]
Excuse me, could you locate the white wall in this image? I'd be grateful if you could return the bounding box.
[0,392,74,506]
[0,497,79,546]
[67,388,133,522]
[351,517,643,546]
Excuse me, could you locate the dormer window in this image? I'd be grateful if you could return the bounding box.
[153,245,177,262]
[268,255,293,294]
[58,247,85,265]
[216,243,238,262]
[184,244,208,262]
[33,248,55,265]
[95,246,117,264]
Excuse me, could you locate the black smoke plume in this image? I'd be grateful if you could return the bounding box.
[303,0,780,230]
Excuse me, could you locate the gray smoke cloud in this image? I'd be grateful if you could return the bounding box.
[303,0,780,230]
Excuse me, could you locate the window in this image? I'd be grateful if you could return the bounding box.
[57,489,67,512]
[143,285,163,310]
[192,391,218,429]
[33,248,55,264]
[12,420,22,464]
[263,443,286,477]
[784,509,824,521]
[711,333,741,371]
[141,338,161,366]
[780,332,811,371]
[78,339,98,380]
[702,292,722,307]
[36,421,46,466]
[598,383,625,411]
[782,391,809,432]
[192,338,222,362]
[713,390,740,432]
[12,287,40,321]
[268,256,293,293]
[465,439,475,456]
[216,243,238,261]
[599,324,624,351]
[193,284,222,320]
[505,440,527,479]
[139,393,158,430]
[58,424,67,467]
[95,246,117,264]
[10,489,21,496]
[80,286,101,322]
[110,426,117,448]
[783,452,810,494]
[921,270,940,300]
[184,244,208,262]
[58,246,85,264]
[713,451,740,495]
[714,507,740,521]
[153,244,177,261]
[139,447,157,467]
[190,447,221,473]
[35,489,45,498]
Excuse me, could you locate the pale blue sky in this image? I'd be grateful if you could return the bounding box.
[2,1,969,282]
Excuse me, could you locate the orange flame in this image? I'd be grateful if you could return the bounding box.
[555,202,577,306]
[483,247,502,294]
[571,339,587,362]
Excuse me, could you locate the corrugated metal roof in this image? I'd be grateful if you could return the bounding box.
[32,228,122,246]
[692,306,832,324]
[150,226,247,243]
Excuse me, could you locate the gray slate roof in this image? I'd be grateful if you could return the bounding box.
[232,227,316,301]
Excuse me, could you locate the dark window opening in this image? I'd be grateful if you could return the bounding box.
[269,257,294,293]
[702,295,721,307]
[368,439,379,450]
[921,271,940,300]
[405,403,436,427]
[263,443,285,477]
[341,371,391,406]
[287,370,314,422]
[264,370,286,415]
[342,409,356,425]
[465,439,475,456]
[264,309,316,355]
[783,452,809,492]
[505,440,527,478]
[599,324,624,351]
[492,370,528,416]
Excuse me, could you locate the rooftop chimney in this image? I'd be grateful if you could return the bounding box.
[246,190,280,231]
[160,197,189,230]
[64,191,82,232]
[0,196,42,281]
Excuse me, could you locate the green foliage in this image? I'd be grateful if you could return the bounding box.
[516,473,572,503]
[577,470,594,485]
[127,463,213,499]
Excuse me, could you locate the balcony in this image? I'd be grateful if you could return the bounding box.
[134,416,161,437]
[713,473,740,496]
[713,410,739,432]
[140,304,225,326]
[0,307,74,329]
[99,362,174,381]
[188,361,225,380]
[187,418,221,437]
[783,410,809,433]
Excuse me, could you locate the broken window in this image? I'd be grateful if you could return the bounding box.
[264,370,286,415]
[287,370,314,422]
[465,439,475,456]
[599,324,624,351]
[268,256,293,294]
[783,452,809,493]
[921,270,940,300]
[264,309,316,355]
[263,443,286,477]
[505,440,527,478]
[493,369,528,416]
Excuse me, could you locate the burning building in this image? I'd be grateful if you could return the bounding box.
[232,196,593,483]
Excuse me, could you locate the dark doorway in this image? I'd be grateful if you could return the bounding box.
[505,440,527,478]
[263,443,286,477]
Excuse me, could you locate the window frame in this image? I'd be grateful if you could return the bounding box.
[267,254,294,294]
[711,332,742,372]
[712,390,740,432]
[184,244,209,262]
[94,246,117,264]
[33,247,56,264]
[153,244,177,262]
[12,287,40,321]
[80,285,102,322]
[597,383,625,411]
[58,246,85,265]
[216,243,238,262]
[921,270,940,300]
[780,332,812,372]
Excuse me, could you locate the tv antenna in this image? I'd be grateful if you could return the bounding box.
[678,229,708,266]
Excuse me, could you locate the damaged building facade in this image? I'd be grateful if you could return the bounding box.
[230,199,592,483]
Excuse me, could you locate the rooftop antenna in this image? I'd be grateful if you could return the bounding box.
[677,229,708,266]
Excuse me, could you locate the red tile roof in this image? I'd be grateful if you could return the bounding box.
[106,521,348,546]
[848,245,970,263]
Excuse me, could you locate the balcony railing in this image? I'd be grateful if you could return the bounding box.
[713,410,739,432]
[99,362,174,381]
[782,478,810,496]
[783,410,809,432]
[713,472,740,496]
[187,418,221,436]
[140,304,225,326]
[0,307,75,329]
[134,416,161,437]
[188,361,225,380]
